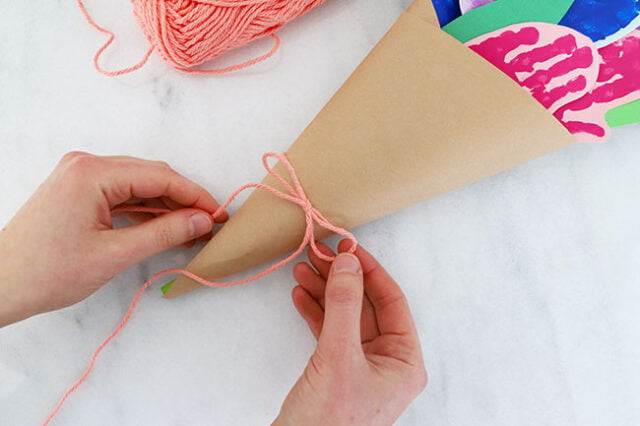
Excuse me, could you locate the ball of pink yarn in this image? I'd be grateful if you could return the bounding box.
[132,0,326,70]
[78,0,326,75]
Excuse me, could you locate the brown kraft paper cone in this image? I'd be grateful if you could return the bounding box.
[164,0,574,298]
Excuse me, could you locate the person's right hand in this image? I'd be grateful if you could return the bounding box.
[274,240,427,425]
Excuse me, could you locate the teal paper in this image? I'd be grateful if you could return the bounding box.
[443,0,575,43]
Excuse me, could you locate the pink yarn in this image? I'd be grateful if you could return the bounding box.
[42,152,357,425]
[77,0,326,76]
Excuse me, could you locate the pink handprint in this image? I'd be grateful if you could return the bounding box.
[553,30,640,142]
[466,23,600,114]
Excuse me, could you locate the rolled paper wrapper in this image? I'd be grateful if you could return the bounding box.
[164,0,574,299]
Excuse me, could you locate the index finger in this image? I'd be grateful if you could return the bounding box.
[97,155,228,221]
[338,240,418,338]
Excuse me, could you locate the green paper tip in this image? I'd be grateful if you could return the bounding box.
[606,99,640,128]
[161,279,176,295]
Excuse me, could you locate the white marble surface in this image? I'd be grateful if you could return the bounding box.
[1,0,639,425]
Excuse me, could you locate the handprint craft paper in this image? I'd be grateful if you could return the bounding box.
[466,23,600,114]
[554,31,640,142]
[468,23,640,142]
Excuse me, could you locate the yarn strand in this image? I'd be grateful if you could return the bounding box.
[76,0,323,76]
[178,34,280,75]
[76,0,153,76]
[42,152,357,425]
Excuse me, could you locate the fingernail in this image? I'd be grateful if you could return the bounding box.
[331,253,361,276]
[189,213,212,237]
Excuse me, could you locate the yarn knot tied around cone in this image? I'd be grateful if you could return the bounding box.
[241,152,357,263]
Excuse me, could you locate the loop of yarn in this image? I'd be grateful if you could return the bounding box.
[77,0,325,75]
[43,152,357,425]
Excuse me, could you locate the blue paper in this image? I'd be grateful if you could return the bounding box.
[560,0,640,46]
[431,0,462,27]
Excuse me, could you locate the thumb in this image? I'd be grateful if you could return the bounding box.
[319,253,364,352]
[108,209,213,268]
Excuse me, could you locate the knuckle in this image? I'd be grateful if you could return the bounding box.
[155,222,178,248]
[59,151,88,164]
[405,364,428,395]
[101,235,135,269]
[413,366,428,393]
[62,152,98,174]
[326,282,360,306]
[154,160,172,170]
[379,291,407,309]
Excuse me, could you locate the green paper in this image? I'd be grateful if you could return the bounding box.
[606,99,640,127]
[161,279,175,295]
[443,0,575,43]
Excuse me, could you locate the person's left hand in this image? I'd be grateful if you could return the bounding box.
[0,152,227,327]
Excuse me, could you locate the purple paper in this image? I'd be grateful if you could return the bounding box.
[459,0,496,14]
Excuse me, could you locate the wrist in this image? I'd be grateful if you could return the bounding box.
[272,404,308,426]
[272,413,296,426]
[0,240,44,327]
[273,403,326,426]
[0,280,40,327]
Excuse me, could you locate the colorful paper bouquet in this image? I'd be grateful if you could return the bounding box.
[165,0,640,297]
